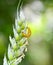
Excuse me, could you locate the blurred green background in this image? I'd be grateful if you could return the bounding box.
[0,0,53,65]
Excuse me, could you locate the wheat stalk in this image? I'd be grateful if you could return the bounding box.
[3,3,31,65]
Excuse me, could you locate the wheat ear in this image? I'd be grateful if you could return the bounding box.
[3,6,31,65]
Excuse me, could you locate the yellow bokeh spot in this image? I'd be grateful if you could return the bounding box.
[28,21,42,35]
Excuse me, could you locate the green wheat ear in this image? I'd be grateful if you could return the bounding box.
[3,6,30,65]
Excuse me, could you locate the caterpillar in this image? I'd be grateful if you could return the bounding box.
[22,27,31,38]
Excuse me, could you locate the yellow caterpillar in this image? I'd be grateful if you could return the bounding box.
[22,27,31,38]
